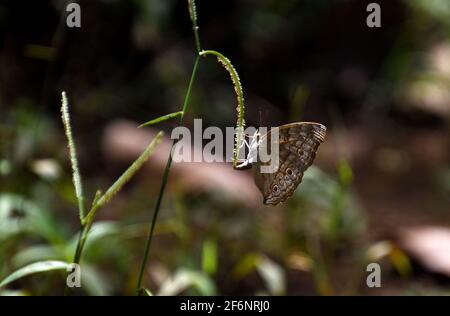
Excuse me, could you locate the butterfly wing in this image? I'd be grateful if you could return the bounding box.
[253,122,326,205]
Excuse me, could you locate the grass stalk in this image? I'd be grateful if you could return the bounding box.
[135,0,203,295]
[61,92,163,295]
[135,0,248,294]
[135,56,200,294]
[199,50,245,166]
[188,0,201,53]
[61,92,86,222]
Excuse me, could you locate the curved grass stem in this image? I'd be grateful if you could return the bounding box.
[135,0,247,295]
[199,50,245,166]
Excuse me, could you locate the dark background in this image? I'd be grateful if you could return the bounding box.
[0,0,449,295]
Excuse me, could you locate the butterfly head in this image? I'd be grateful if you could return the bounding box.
[234,129,261,169]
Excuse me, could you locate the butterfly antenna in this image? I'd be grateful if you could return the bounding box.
[259,109,262,128]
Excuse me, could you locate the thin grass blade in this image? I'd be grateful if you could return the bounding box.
[138,111,184,128]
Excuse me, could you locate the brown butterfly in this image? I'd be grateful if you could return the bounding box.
[235,122,326,205]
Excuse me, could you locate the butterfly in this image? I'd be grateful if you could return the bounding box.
[235,122,326,205]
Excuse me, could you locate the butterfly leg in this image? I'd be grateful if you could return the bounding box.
[235,139,250,169]
[239,138,250,149]
[234,131,261,170]
[235,159,252,170]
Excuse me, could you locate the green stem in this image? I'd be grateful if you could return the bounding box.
[135,56,200,294]
[64,225,87,295]
[192,21,201,54]
[135,0,203,294]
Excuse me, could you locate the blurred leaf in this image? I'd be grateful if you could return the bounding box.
[66,221,158,255]
[256,256,286,296]
[367,241,412,277]
[64,221,122,261]
[232,253,286,295]
[366,241,393,262]
[29,159,61,180]
[138,111,183,128]
[82,221,121,246]
[287,252,313,272]
[66,221,121,249]
[10,100,52,164]
[0,289,29,296]
[157,269,216,296]
[81,265,111,296]
[23,44,55,61]
[0,194,27,240]
[201,239,217,276]
[337,159,354,186]
[0,194,64,244]
[143,288,153,296]
[0,260,70,289]
[232,253,261,280]
[0,159,11,176]
[288,166,365,244]
[409,0,450,25]
[12,245,59,268]
[389,246,413,277]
